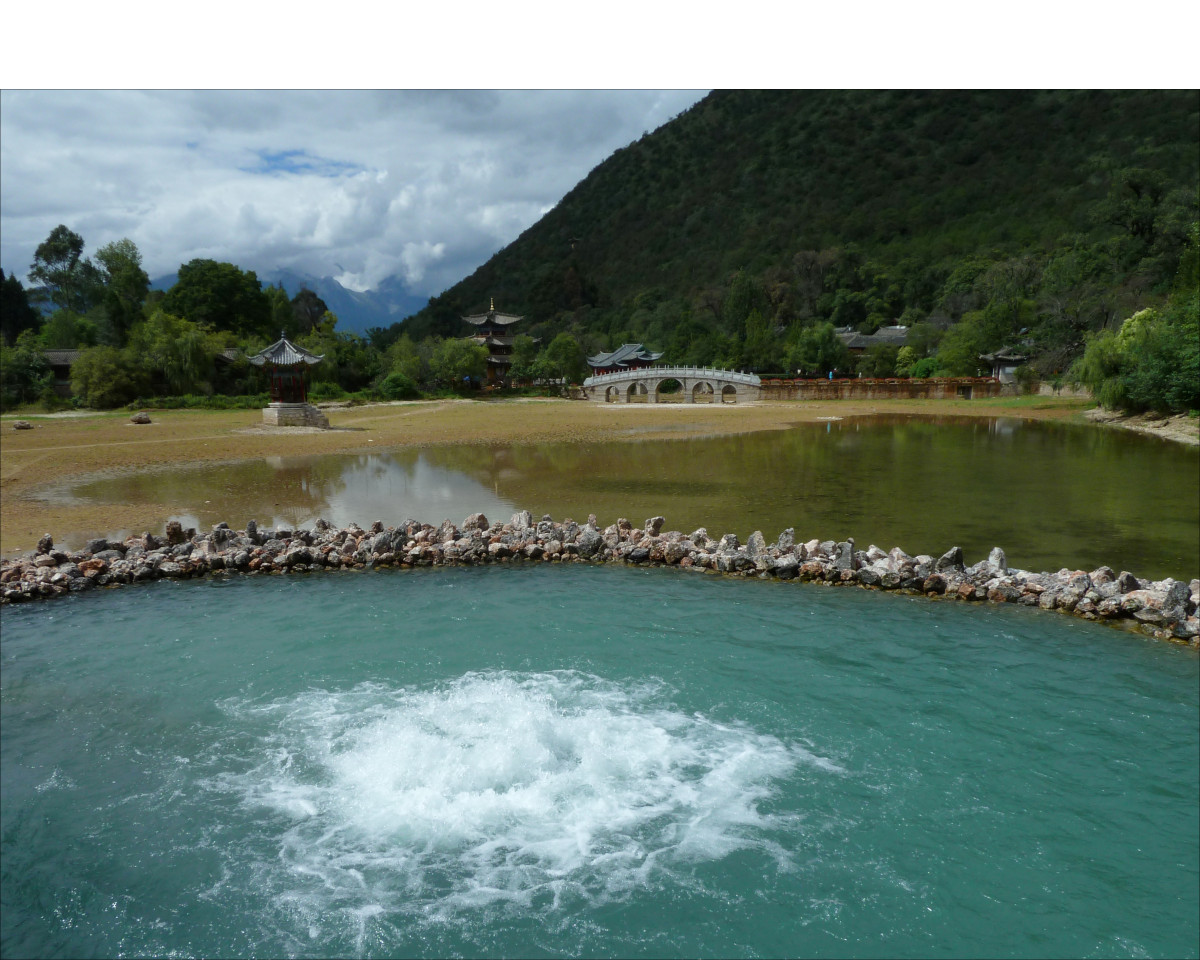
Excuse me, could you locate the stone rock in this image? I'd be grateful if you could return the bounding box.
[462,512,489,532]
[1091,566,1115,585]
[130,411,151,424]
[776,528,795,551]
[165,520,185,545]
[12,420,33,430]
[1172,617,1199,640]
[644,516,665,537]
[833,540,855,571]
[746,531,767,558]
[36,534,53,554]
[775,554,800,579]
[1116,571,1140,593]
[988,547,1008,574]
[935,546,964,573]
[510,510,533,531]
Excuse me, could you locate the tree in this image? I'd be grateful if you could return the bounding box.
[70,345,151,408]
[858,343,899,377]
[291,288,330,335]
[786,322,851,376]
[29,225,100,313]
[934,314,987,376]
[1071,297,1200,414]
[386,333,431,386]
[161,259,271,339]
[0,330,52,409]
[507,334,541,380]
[39,310,98,349]
[0,269,41,346]
[741,309,780,371]
[894,345,918,377]
[129,309,217,395]
[535,332,588,383]
[93,238,149,345]
[265,283,293,339]
[431,338,488,386]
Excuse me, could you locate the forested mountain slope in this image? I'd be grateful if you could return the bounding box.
[403,89,1198,376]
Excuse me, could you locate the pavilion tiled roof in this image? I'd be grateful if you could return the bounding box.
[42,349,81,366]
[463,310,524,326]
[587,343,663,367]
[248,332,324,367]
[835,325,909,350]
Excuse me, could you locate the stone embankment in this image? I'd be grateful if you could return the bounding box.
[2,514,1197,645]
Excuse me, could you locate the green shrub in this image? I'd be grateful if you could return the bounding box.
[1071,294,1199,414]
[377,371,421,400]
[308,381,347,401]
[71,345,151,408]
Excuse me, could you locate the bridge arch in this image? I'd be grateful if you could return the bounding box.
[653,377,684,402]
[582,366,761,404]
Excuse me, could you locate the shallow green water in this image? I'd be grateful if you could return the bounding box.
[59,416,1199,580]
[3,567,1197,958]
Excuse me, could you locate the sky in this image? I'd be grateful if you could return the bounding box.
[0,90,707,296]
[2,2,1195,302]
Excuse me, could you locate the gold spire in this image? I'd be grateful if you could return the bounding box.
[490,297,495,311]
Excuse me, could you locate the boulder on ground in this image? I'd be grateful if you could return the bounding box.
[130,411,151,424]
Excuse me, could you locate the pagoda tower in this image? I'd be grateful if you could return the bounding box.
[462,298,527,384]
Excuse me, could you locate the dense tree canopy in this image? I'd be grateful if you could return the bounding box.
[161,259,271,338]
[0,270,41,346]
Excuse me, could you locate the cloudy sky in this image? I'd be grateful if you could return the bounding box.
[0,89,707,296]
[2,1,1191,302]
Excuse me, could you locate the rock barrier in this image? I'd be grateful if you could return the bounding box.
[2,514,1196,645]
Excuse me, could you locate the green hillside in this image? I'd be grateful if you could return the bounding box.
[403,89,1198,377]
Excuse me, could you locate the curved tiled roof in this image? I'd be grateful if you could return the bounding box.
[587,343,664,367]
[248,333,324,367]
[463,310,524,326]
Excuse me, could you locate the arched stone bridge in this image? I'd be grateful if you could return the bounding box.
[582,366,762,403]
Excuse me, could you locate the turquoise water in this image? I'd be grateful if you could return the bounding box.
[2,567,1197,958]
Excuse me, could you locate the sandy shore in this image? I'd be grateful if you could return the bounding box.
[0,396,1105,557]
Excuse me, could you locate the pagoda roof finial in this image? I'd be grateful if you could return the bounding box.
[490,297,495,311]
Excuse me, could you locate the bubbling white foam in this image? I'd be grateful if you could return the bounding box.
[214,671,832,922]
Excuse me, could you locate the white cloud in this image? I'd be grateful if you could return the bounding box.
[0,90,707,297]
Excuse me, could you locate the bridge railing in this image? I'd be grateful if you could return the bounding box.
[583,366,762,388]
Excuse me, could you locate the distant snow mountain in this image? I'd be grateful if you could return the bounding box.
[149,268,429,336]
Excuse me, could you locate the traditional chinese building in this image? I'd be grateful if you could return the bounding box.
[249,332,330,427]
[463,299,526,384]
[586,343,663,375]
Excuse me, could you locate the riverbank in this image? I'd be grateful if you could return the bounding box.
[3,512,1197,646]
[0,395,1101,557]
[1084,407,1200,445]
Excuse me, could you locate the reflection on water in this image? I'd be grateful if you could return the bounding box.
[59,415,1199,580]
